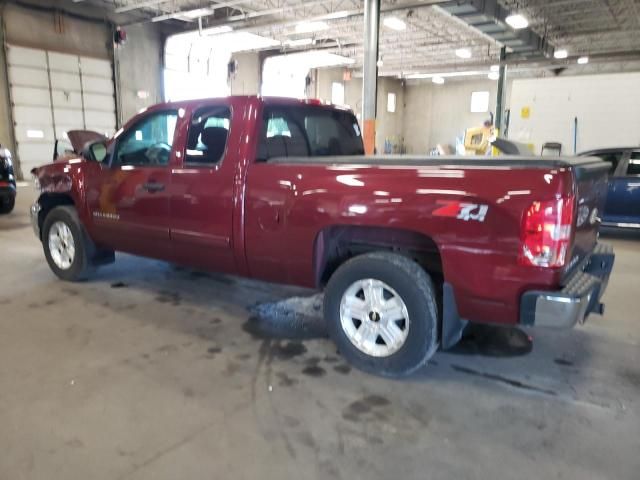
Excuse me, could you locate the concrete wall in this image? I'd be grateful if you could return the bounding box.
[230,52,260,95]
[509,73,640,153]
[115,23,165,123]
[402,78,507,154]
[315,68,405,153]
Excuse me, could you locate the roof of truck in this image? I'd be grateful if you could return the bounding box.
[145,95,348,112]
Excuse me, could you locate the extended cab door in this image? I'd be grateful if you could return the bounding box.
[602,149,632,224]
[85,109,178,258]
[169,102,238,273]
[613,150,640,225]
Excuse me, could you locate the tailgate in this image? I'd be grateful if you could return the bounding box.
[569,158,609,270]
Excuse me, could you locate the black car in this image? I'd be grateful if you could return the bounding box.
[0,146,16,214]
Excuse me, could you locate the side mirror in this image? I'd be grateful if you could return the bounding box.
[82,141,108,163]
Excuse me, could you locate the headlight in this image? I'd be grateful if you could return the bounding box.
[32,174,41,191]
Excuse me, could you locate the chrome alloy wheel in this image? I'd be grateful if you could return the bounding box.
[339,279,410,357]
[48,221,76,270]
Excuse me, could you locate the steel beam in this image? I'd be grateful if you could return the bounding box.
[362,0,380,155]
[495,46,507,137]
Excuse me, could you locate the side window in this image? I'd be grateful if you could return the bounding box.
[627,152,640,176]
[185,106,231,165]
[257,110,309,161]
[115,111,178,167]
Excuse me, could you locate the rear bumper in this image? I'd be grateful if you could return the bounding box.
[520,243,615,328]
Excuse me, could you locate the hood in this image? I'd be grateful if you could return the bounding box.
[67,130,106,153]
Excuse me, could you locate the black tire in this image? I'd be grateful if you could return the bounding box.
[324,252,439,377]
[0,195,15,214]
[42,206,95,281]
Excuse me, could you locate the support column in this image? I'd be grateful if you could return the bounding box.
[362,0,380,155]
[495,46,507,137]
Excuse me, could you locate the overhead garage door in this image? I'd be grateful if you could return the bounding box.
[6,45,116,174]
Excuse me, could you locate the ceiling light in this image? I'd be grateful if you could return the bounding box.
[432,76,445,85]
[295,21,329,33]
[455,48,472,59]
[405,71,482,80]
[377,59,383,67]
[490,64,500,72]
[577,56,589,64]
[285,38,314,47]
[505,14,529,29]
[383,16,407,31]
[325,11,350,20]
[488,71,500,80]
[554,49,568,59]
[181,7,214,19]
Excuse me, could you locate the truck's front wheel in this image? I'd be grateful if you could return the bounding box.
[42,206,94,281]
[324,252,438,377]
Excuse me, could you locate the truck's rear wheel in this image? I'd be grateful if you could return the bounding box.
[324,252,438,377]
[42,206,94,281]
[0,196,15,214]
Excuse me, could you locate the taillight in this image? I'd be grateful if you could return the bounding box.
[519,196,575,268]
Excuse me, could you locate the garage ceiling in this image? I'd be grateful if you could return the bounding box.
[91,0,640,75]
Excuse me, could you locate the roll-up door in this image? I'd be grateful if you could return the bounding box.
[6,45,116,174]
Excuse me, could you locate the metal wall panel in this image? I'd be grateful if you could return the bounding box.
[80,57,112,77]
[81,75,114,95]
[7,46,46,67]
[11,87,51,107]
[48,52,80,72]
[8,66,49,88]
[85,110,116,128]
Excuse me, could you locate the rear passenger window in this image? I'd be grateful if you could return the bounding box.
[185,106,231,165]
[627,152,640,176]
[257,106,364,161]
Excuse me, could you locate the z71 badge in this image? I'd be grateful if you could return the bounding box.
[432,201,489,222]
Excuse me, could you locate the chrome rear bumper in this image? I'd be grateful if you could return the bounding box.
[520,243,614,328]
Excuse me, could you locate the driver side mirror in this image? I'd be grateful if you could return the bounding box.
[82,141,108,163]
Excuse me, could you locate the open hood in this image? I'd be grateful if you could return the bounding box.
[67,130,107,153]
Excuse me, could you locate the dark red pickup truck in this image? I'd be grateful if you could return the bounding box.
[30,96,614,376]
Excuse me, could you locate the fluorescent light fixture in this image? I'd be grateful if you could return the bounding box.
[406,70,482,79]
[278,51,355,69]
[490,64,500,72]
[554,49,568,59]
[325,11,350,20]
[285,38,314,47]
[488,71,499,80]
[455,48,472,59]
[505,14,529,29]
[577,56,589,64]
[383,16,407,31]
[200,25,233,35]
[295,21,329,33]
[432,76,445,85]
[181,7,214,19]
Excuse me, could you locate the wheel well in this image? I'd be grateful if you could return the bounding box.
[37,193,75,239]
[314,226,443,289]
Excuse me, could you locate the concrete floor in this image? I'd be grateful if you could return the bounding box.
[1,186,639,480]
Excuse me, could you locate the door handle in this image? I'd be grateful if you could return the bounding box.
[142,181,165,193]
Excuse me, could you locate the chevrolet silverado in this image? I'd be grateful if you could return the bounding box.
[30,96,614,376]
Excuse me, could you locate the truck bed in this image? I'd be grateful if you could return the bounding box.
[267,154,607,170]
